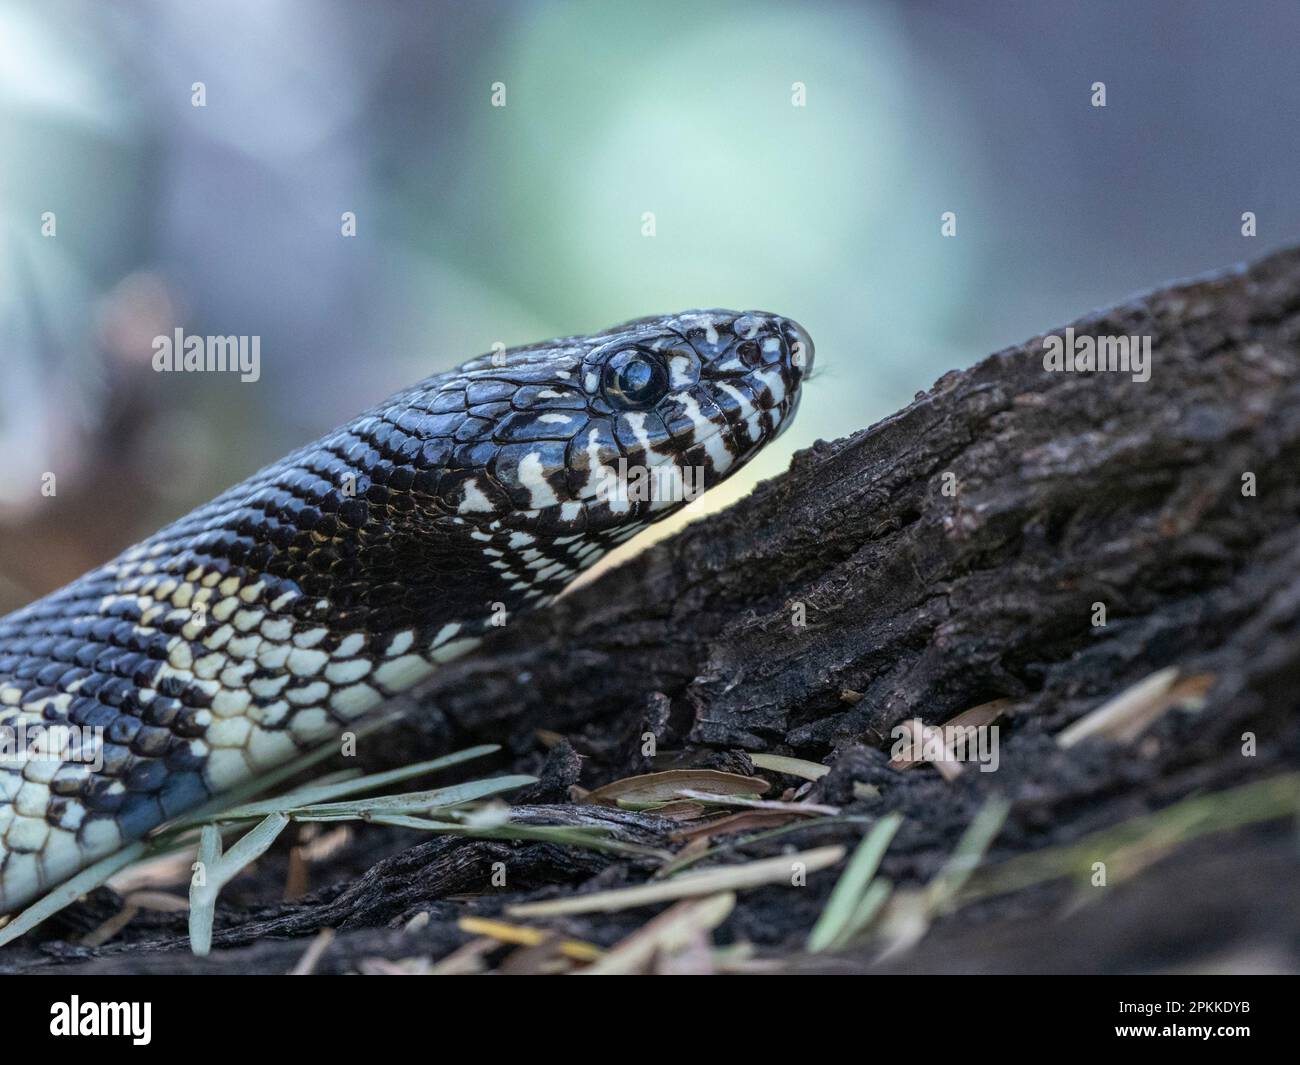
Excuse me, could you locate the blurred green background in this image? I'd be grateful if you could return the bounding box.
[2,0,1298,607]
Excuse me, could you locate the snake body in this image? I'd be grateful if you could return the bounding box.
[0,310,811,915]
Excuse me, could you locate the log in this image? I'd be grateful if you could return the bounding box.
[386,244,1300,771]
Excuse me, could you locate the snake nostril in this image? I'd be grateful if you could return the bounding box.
[781,319,815,377]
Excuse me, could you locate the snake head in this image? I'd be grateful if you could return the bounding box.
[576,309,814,513]
[436,309,813,543]
[337,309,814,619]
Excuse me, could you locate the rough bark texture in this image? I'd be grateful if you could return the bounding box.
[5,246,1300,975]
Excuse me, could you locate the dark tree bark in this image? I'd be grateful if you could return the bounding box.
[5,246,1300,975]
[384,244,1300,770]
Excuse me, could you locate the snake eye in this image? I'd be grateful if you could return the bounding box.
[603,348,669,409]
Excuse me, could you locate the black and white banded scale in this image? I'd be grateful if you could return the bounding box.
[0,310,812,915]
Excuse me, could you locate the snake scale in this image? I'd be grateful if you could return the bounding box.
[0,310,812,916]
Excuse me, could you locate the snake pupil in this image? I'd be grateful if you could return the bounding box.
[618,359,653,395]
[604,349,668,409]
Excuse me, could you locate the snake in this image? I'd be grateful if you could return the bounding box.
[0,309,812,916]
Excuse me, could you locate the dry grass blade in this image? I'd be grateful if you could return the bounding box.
[580,892,736,974]
[806,813,902,953]
[190,813,291,956]
[660,814,873,877]
[670,809,803,842]
[286,774,537,820]
[358,957,426,975]
[888,718,964,779]
[81,905,141,948]
[963,772,1300,901]
[845,878,893,941]
[125,889,190,911]
[194,744,502,824]
[508,845,846,917]
[290,928,337,975]
[429,937,497,975]
[672,789,839,815]
[925,794,1011,914]
[615,799,708,819]
[160,710,405,832]
[79,889,190,948]
[497,936,579,975]
[891,698,1010,772]
[1057,667,1212,748]
[457,916,603,962]
[873,795,1010,961]
[748,753,830,781]
[368,813,669,859]
[584,769,769,806]
[0,743,513,949]
[946,698,1012,729]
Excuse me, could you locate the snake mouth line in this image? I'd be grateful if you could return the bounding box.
[688,387,800,459]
